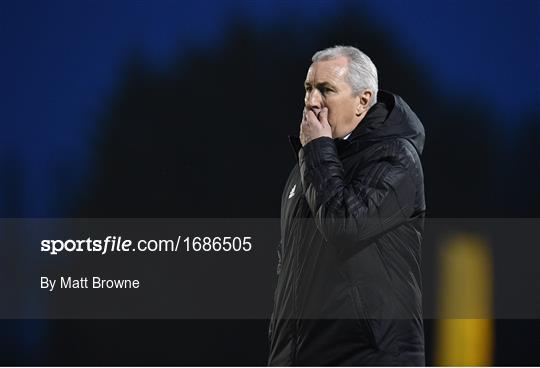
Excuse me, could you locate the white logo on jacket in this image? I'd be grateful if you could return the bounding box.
[288,184,296,199]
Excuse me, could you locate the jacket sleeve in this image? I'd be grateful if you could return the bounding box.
[299,137,417,250]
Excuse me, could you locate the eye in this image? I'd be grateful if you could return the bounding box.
[305,85,312,92]
[319,86,332,95]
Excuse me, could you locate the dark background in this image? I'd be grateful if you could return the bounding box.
[1,0,539,365]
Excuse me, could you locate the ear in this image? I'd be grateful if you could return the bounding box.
[355,90,373,116]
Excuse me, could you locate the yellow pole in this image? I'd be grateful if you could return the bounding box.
[435,234,494,366]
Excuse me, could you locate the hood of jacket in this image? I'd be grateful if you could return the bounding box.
[348,90,425,154]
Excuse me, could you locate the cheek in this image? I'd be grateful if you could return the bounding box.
[325,102,337,121]
[327,109,336,126]
[327,106,342,125]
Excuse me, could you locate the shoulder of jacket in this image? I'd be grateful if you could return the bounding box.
[360,138,419,168]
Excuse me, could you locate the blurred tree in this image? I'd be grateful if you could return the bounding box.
[76,9,539,219]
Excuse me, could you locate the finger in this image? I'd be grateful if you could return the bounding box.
[300,119,309,133]
[319,107,329,126]
[306,109,320,126]
[299,122,308,145]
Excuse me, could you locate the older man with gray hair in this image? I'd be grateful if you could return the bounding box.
[268,45,426,366]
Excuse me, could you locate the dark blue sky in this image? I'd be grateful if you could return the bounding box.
[1,0,539,216]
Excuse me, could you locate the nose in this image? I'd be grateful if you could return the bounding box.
[305,89,322,114]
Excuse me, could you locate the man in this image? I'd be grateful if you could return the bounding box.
[268,46,426,366]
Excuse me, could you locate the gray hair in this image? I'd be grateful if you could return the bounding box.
[312,45,378,106]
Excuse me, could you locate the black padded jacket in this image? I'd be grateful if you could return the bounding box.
[268,90,426,366]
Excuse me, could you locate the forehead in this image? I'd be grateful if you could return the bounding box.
[305,56,349,84]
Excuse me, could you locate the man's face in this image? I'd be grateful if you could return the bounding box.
[304,56,364,139]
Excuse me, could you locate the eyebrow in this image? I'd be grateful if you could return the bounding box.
[304,81,336,89]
